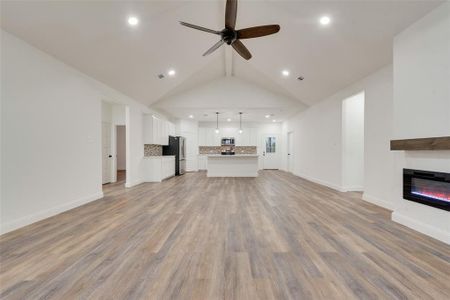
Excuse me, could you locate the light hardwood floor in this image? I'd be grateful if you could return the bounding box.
[1,171,449,299]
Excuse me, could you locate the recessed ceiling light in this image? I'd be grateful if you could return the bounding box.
[319,16,331,26]
[272,119,277,122]
[127,16,139,26]
[227,118,231,122]
[168,69,176,76]
[188,115,194,119]
[265,114,271,118]
[282,70,290,77]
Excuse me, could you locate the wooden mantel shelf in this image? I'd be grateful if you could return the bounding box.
[390,136,450,151]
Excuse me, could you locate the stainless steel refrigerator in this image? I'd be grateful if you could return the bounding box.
[163,136,186,175]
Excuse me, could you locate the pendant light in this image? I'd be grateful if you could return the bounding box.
[215,112,220,134]
[239,112,243,134]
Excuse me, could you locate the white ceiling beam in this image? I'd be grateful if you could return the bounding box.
[225,46,233,77]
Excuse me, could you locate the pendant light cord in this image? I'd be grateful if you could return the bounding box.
[216,112,219,130]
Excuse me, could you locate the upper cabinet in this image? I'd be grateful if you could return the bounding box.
[235,130,249,146]
[144,115,174,145]
[198,127,207,146]
[198,127,220,146]
[198,127,257,146]
[168,122,176,137]
[248,128,258,146]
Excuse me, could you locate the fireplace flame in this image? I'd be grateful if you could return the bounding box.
[411,190,450,203]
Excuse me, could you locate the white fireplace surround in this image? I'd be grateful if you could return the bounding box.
[390,3,450,244]
[392,152,450,244]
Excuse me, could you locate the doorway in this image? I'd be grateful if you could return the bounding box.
[116,125,126,182]
[101,101,127,187]
[262,134,280,169]
[342,91,365,191]
[287,131,294,173]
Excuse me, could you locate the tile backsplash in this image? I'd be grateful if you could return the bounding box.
[144,144,163,156]
[199,146,257,154]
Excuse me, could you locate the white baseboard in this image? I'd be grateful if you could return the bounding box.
[294,172,345,192]
[1,191,104,235]
[341,186,364,192]
[392,211,450,245]
[125,180,143,188]
[362,193,395,210]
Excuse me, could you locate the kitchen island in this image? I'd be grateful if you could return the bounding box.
[207,154,259,177]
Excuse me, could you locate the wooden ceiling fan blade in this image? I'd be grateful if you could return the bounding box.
[203,39,225,56]
[179,21,220,35]
[225,0,237,30]
[237,25,280,39]
[232,40,252,60]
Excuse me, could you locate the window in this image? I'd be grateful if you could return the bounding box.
[265,137,276,153]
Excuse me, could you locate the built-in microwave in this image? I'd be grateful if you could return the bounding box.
[221,137,235,146]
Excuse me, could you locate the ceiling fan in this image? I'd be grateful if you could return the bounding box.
[180,0,280,60]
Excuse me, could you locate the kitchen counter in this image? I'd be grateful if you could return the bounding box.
[207,154,259,177]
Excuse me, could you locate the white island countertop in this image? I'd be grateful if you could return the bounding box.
[207,154,259,177]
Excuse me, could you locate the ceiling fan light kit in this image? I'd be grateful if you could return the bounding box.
[180,0,280,60]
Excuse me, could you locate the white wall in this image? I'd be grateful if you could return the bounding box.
[0,30,163,234]
[282,3,450,244]
[362,67,397,210]
[125,106,145,187]
[282,87,346,190]
[116,126,126,170]
[2,31,102,233]
[282,65,393,193]
[393,2,450,140]
[342,92,365,191]
[391,3,450,244]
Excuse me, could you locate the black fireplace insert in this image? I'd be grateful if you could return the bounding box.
[403,169,450,211]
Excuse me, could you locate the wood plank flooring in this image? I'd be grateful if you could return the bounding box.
[1,171,450,299]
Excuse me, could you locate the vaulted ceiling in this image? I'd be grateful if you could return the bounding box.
[1,0,443,121]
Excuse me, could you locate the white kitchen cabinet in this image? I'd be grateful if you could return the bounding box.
[249,128,258,146]
[198,154,207,170]
[162,156,175,179]
[143,115,172,145]
[222,127,237,138]
[143,115,154,144]
[168,122,176,137]
[142,156,175,182]
[152,117,161,144]
[235,130,249,146]
[198,127,207,146]
[198,127,258,147]
[205,128,220,146]
[161,121,169,146]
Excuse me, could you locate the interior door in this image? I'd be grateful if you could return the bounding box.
[287,132,294,173]
[262,134,280,169]
[102,122,112,184]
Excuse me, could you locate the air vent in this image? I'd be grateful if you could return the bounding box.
[157,74,165,79]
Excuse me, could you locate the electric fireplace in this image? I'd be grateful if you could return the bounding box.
[403,169,450,211]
